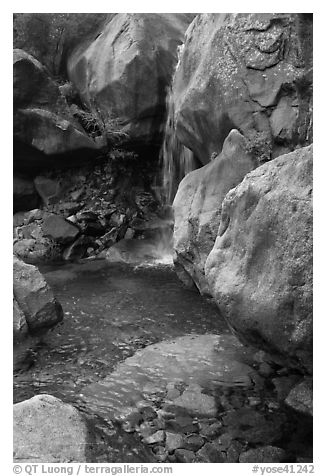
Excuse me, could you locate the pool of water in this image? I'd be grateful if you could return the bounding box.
[13,259,312,463]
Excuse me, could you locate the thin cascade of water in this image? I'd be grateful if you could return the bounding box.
[158,44,198,205]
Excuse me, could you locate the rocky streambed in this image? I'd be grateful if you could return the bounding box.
[13,259,312,463]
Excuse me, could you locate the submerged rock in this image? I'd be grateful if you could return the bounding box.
[239,446,287,463]
[13,394,93,462]
[13,256,63,333]
[173,129,256,294]
[205,145,312,373]
[172,13,312,164]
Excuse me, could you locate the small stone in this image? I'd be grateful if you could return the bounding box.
[172,389,216,417]
[248,396,261,407]
[199,421,223,438]
[214,433,234,451]
[152,417,166,430]
[165,416,198,434]
[138,422,155,438]
[166,388,181,400]
[259,362,274,377]
[184,434,205,451]
[124,228,135,240]
[143,430,165,445]
[140,406,158,421]
[165,432,185,452]
[239,446,287,463]
[196,442,226,463]
[152,446,167,462]
[175,449,195,463]
[226,440,243,462]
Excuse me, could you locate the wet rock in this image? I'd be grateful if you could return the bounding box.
[175,448,196,463]
[14,394,93,462]
[206,145,313,373]
[152,446,168,462]
[239,446,287,463]
[165,417,198,434]
[172,388,216,418]
[184,434,205,451]
[226,440,243,463]
[199,421,223,438]
[13,238,36,258]
[42,214,80,244]
[171,13,312,164]
[214,433,234,451]
[143,430,165,445]
[165,432,185,452]
[196,442,226,463]
[138,422,156,439]
[13,256,63,332]
[173,129,256,294]
[285,378,313,416]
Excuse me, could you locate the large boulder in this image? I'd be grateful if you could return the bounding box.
[67,13,194,150]
[173,130,256,294]
[172,13,312,165]
[13,49,98,172]
[13,256,63,332]
[13,394,93,462]
[205,145,313,372]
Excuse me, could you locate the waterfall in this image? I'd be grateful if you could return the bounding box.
[158,44,198,205]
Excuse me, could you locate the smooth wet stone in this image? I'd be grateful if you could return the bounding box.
[166,388,181,400]
[196,442,226,463]
[199,421,222,438]
[172,389,216,417]
[143,430,165,445]
[226,440,243,463]
[138,422,156,438]
[165,416,198,434]
[184,434,205,451]
[140,406,158,421]
[239,446,287,463]
[214,433,234,451]
[165,432,185,452]
[175,448,196,463]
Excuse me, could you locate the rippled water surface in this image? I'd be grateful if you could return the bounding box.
[14,259,227,406]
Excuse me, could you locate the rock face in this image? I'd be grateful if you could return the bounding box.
[173,130,256,294]
[13,394,92,462]
[205,145,313,372]
[67,13,194,150]
[172,13,312,165]
[13,256,63,333]
[13,49,98,172]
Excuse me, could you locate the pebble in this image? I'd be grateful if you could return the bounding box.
[175,449,196,463]
[196,442,226,463]
[239,446,287,463]
[184,434,205,451]
[199,421,222,438]
[143,430,165,445]
[172,389,216,417]
[165,432,185,452]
